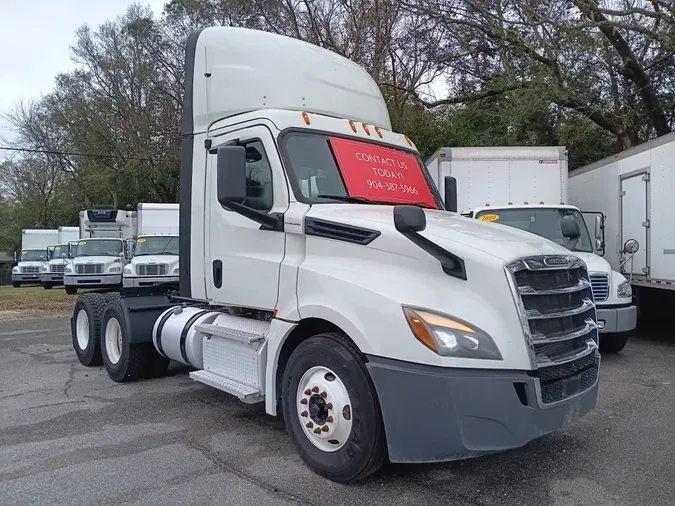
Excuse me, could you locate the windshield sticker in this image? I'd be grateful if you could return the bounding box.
[137,238,146,243]
[21,251,27,255]
[478,214,500,222]
[328,137,438,208]
[78,241,87,245]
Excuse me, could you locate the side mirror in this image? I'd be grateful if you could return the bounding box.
[217,145,247,208]
[444,176,458,213]
[595,239,604,252]
[594,215,602,240]
[561,219,581,239]
[623,239,639,254]
[394,205,427,234]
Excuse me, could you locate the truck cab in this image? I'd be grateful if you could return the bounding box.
[64,210,137,294]
[123,234,179,287]
[12,229,59,287]
[70,27,602,483]
[41,226,80,289]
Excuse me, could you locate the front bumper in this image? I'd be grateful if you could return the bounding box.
[123,275,179,288]
[40,273,64,284]
[12,273,41,283]
[366,355,599,463]
[596,304,637,333]
[64,273,122,288]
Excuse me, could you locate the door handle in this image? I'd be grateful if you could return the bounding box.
[212,260,222,288]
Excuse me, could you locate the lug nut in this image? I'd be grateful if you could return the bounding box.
[300,398,308,405]
[314,428,322,434]
[320,391,327,398]
[326,403,333,410]
[301,411,308,417]
[322,426,329,432]
[306,422,313,428]
[304,389,311,395]
[312,386,319,393]
[327,416,334,423]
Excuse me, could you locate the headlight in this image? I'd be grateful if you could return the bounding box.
[172,266,179,274]
[402,306,502,360]
[123,266,132,275]
[618,281,632,298]
[65,266,73,273]
[12,266,19,273]
[42,265,49,272]
[109,266,121,273]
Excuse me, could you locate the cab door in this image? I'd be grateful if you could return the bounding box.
[204,125,289,309]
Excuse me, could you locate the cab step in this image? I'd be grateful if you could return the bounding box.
[189,370,263,403]
[195,315,269,344]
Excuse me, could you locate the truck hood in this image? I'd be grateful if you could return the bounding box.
[17,261,44,267]
[306,205,573,264]
[572,252,611,275]
[72,256,121,264]
[131,255,179,265]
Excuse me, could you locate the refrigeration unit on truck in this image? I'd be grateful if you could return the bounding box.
[123,203,180,288]
[568,131,675,307]
[64,209,138,294]
[426,146,636,353]
[69,27,602,483]
[11,229,59,287]
[40,226,80,289]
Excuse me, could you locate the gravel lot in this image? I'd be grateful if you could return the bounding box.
[0,316,673,506]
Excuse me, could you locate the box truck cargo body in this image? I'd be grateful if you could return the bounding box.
[41,226,81,288]
[569,131,675,301]
[12,229,59,287]
[427,146,636,353]
[123,203,180,288]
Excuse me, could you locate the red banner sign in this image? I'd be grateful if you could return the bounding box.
[329,137,438,208]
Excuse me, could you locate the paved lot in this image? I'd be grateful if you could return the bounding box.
[0,317,673,506]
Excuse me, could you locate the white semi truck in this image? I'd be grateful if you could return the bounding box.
[568,132,675,307]
[426,146,636,353]
[69,27,601,483]
[64,209,138,294]
[40,226,80,289]
[11,229,59,287]
[123,203,180,288]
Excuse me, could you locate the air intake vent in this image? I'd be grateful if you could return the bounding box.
[305,218,380,245]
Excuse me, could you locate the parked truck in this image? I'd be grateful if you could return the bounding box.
[64,209,138,294]
[123,203,180,288]
[11,229,59,287]
[426,146,636,353]
[69,27,601,483]
[40,226,80,289]
[568,132,675,314]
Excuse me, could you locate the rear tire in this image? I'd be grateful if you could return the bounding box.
[71,293,108,366]
[100,301,161,382]
[12,282,20,288]
[281,332,386,483]
[599,332,629,354]
[65,286,78,295]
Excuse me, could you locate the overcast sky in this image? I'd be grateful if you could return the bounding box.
[0,0,166,159]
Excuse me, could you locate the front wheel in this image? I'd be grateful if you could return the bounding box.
[12,282,20,288]
[65,285,78,295]
[281,332,386,483]
[599,332,629,354]
[43,283,53,290]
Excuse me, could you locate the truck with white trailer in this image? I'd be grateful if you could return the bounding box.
[123,203,180,288]
[64,210,138,294]
[69,27,601,482]
[11,229,59,287]
[426,146,636,353]
[568,132,675,310]
[40,226,80,289]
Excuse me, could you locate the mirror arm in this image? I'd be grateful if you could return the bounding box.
[224,200,284,232]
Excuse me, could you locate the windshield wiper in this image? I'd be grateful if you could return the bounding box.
[316,194,380,204]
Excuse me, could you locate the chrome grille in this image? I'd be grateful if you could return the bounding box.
[21,266,40,274]
[507,255,600,404]
[50,264,66,273]
[590,274,609,302]
[76,263,103,274]
[136,264,168,276]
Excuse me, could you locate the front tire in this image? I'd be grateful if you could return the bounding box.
[43,283,53,290]
[281,332,386,483]
[65,285,78,295]
[599,332,629,354]
[12,282,20,288]
[71,293,108,366]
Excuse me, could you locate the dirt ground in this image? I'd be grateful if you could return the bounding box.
[0,285,77,321]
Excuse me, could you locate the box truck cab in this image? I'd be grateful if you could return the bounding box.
[427,146,636,353]
[64,210,137,294]
[12,229,59,287]
[41,226,80,289]
[69,27,601,483]
[123,203,180,288]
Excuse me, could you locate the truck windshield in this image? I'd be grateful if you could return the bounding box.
[281,132,441,209]
[75,239,123,257]
[475,208,594,253]
[51,245,70,259]
[134,236,179,256]
[20,250,48,262]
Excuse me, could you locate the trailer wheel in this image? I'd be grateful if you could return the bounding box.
[65,286,78,295]
[43,283,53,290]
[100,301,154,382]
[599,333,629,354]
[71,293,107,366]
[281,332,386,483]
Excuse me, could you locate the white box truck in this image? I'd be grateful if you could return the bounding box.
[64,210,138,294]
[123,203,180,288]
[40,226,80,289]
[11,229,59,287]
[426,146,636,353]
[68,27,601,483]
[568,131,675,307]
